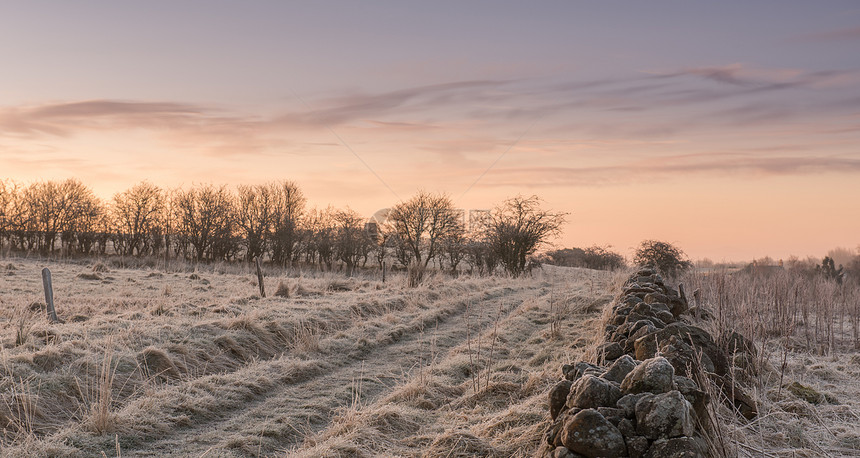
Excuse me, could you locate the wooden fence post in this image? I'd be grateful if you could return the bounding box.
[41,268,60,323]
[255,257,266,298]
[382,261,386,284]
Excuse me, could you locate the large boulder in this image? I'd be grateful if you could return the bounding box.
[674,376,709,423]
[595,342,624,362]
[545,408,581,447]
[616,392,654,418]
[635,390,695,439]
[644,437,706,457]
[621,356,675,395]
[549,380,573,420]
[601,355,638,383]
[560,409,627,457]
[659,335,703,376]
[633,323,728,376]
[563,362,603,382]
[625,435,650,458]
[644,292,669,305]
[567,375,622,409]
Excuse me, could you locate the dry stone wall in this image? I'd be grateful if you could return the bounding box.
[539,268,757,458]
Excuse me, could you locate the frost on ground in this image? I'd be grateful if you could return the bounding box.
[686,269,860,458]
[0,258,613,457]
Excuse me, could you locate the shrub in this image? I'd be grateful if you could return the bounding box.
[544,245,625,271]
[632,240,692,279]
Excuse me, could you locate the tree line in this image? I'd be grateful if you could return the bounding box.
[0,179,566,281]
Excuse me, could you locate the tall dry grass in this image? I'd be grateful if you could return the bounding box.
[684,268,860,354]
[683,268,860,456]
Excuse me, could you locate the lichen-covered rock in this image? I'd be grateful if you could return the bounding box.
[622,295,643,306]
[630,322,658,342]
[617,417,636,437]
[626,313,666,329]
[545,409,580,447]
[625,435,650,458]
[563,361,603,382]
[602,355,638,383]
[621,356,675,395]
[644,292,669,305]
[632,301,653,316]
[596,341,623,362]
[644,437,706,457]
[633,323,725,375]
[549,446,585,458]
[659,335,700,375]
[596,406,626,426]
[561,409,627,457]
[627,319,655,336]
[616,392,654,418]
[635,390,695,440]
[567,375,622,409]
[655,309,676,324]
[673,376,709,422]
[545,417,564,447]
[633,333,659,361]
[549,380,574,420]
[660,323,729,375]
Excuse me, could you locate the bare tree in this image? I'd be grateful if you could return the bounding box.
[58,179,101,254]
[111,181,166,256]
[64,188,104,255]
[388,191,463,284]
[333,208,373,275]
[304,206,336,270]
[235,183,276,262]
[0,180,19,252]
[464,238,498,275]
[485,195,566,277]
[173,184,237,262]
[19,179,100,254]
[371,217,397,271]
[270,181,306,266]
[22,180,63,252]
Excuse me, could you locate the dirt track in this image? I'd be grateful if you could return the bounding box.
[0,259,613,457]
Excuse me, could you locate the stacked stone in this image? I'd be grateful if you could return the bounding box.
[541,268,754,458]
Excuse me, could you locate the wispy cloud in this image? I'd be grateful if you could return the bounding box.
[1,100,217,137]
[278,79,513,127]
[480,153,860,188]
[2,66,859,188]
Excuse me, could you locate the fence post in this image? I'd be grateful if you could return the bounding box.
[678,283,687,305]
[382,261,386,284]
[41,268,60,323]
[256,257,266,298]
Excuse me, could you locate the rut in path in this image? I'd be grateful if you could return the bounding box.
[120,283,539,457]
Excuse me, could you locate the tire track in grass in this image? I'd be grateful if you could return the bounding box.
[113,282,537,456]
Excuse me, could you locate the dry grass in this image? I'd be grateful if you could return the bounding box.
[0,255,614,456]
[684,268,860,456]
[288,266,616,457]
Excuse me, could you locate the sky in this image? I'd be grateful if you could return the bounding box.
[1,1,859,262]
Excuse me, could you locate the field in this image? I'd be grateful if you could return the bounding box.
[685,269,860,457]
[0,258,614,457]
